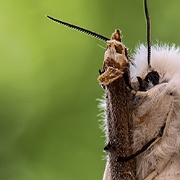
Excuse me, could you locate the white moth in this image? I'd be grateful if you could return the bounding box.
[101,0,180,178]
[133,45,180,179]
[102,43,180,180]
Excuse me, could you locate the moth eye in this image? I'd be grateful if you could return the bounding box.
[135,71,160,91]
[144,71,160,85]
[137,76,143,86]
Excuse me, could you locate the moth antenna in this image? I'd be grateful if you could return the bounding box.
[46,15,110,42]
[144,0,151,69]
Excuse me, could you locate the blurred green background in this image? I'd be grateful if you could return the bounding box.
[1,0,180,180]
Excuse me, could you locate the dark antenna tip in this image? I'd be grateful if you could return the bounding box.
[46,15,110,42]
[144,0,151,69]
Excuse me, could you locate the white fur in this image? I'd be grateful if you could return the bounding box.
[132,44,180,179]
[102,44,180,180]
[131,44,180,83]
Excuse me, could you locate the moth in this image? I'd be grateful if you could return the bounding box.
[47,0,180,179]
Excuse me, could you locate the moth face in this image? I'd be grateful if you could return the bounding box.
[130,44,180,92]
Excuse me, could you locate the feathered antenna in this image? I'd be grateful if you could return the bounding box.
[144,0,151,69]
[46,15,109,42]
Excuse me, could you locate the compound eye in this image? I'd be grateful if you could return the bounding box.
[144,71,160,86]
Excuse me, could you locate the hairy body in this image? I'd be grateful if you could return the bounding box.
[102,44,180,180]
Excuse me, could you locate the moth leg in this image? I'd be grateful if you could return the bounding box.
[118,100,172,162]
[117,137,156,162]
[117,120,166,162]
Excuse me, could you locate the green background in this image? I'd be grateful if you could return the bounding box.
[1,0,180,180]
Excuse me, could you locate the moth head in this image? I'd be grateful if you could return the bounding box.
[136,71,160,91]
